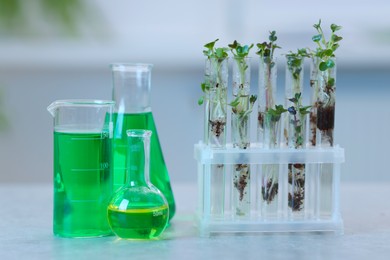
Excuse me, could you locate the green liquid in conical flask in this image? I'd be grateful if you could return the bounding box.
[112,112,176,220]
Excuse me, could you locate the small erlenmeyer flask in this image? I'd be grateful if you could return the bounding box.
[107,130,169,239]
[110,63,175,220]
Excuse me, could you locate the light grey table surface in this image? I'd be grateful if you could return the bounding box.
[1,182,389,259]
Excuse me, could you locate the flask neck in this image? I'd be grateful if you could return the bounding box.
[125,130,152,187]
[111,63,153,113]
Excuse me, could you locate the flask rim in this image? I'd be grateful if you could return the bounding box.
[110,63,153,72]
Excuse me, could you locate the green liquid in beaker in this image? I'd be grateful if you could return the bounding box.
[53,131,113,238]
[112,112,176,220]
[107,204,169,239]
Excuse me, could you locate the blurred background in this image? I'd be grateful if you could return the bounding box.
[0,0,389,185]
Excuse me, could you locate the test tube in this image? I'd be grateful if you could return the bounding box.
[206,57,228,217]
[231,57,251,218]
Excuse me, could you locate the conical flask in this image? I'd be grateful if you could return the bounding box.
[111,63,175,220]
[107,130,169,239]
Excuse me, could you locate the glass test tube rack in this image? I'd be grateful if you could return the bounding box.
[194,142,345,237]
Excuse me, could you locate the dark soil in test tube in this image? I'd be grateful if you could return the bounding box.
[317,105,335,131]
[288,164,305,211]
[262,178,279,204]
[209,119,226,137]
[258,112,264,128]
[234,164,249,201]
[309,104,318,146]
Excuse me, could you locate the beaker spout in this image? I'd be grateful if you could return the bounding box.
[47,101,59,117]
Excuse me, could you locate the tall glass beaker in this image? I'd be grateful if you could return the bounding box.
[47,99,115,238]
[110,63,176,220]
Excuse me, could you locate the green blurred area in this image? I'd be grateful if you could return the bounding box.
[0,0,98,37]
[0,0,102,130]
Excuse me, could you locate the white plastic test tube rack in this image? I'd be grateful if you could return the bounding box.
[194,142,345,237]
